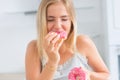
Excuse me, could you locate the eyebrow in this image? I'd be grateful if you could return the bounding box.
[47,15,69,18]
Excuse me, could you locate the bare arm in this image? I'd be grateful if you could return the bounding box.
[25,40,58,80]
[76,35,110,80]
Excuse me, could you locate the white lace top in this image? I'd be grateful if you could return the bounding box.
[41,53,92,80]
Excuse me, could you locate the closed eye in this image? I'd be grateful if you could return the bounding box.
[47,19,54,22]
[62,19,68,21]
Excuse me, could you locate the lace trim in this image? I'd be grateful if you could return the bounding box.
[41,53,89,70]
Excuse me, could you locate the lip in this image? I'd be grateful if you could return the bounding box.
[55,31,61,34]
[53,30,61,32]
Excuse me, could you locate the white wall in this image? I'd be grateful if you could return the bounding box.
[0,13,36,73]
[102,0,120,79]
[0,0,40,73]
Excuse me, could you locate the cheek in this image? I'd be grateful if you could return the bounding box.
[65,22,71,33]
[47,24,52,32]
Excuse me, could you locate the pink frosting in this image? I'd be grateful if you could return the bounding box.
[68,67,86,80]
[55,31,67,38]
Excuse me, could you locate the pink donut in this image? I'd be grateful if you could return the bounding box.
[68,67,86,80]
[55,31,67,38]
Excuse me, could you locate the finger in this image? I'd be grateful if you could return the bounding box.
[44,32,57,45]
[80,67,90,80]
[55,39,63,49]
[51,34,60,44]
[45,32,58,43]
[48,35,60,51]
[45,31,54,38]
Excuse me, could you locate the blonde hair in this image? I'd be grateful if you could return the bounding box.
[37,0,77,59]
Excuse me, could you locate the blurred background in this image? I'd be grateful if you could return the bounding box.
[0,0,120,80]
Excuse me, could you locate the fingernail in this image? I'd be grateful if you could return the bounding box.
[51,32,54,34]
[58,34,60,38]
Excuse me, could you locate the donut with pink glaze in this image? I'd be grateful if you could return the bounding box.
[56,31,67,38]
[68,67,86,80]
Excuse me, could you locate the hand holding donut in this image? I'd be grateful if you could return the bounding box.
[43,31,67,65]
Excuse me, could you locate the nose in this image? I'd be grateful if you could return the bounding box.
[54,19,62,29]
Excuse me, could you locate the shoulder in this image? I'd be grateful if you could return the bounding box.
[26,40,37,53]
[76,34,91,43]
[27,40,37,49]
[76,34,97,57]
[76,34,94,49]
[25,40,39,60]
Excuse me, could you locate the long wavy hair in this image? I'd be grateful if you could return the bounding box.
[37,0,77,60]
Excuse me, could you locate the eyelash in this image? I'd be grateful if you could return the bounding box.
[47,19,68,22]
[62,19,68,21]
[47,20,54,22]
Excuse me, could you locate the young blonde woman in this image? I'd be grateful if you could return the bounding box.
[25,0,110,80]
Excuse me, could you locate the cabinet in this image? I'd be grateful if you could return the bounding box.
[1,0,40,13]
[113,0,120,28]
[103,0,120,80]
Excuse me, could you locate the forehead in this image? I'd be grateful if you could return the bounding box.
[47,2,68,16]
